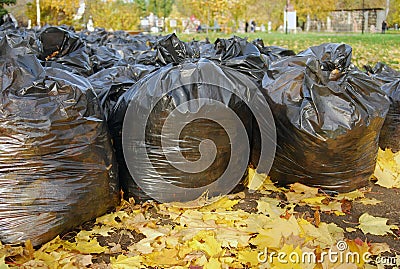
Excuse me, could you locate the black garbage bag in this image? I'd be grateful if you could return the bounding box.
[186,39,214,58]
[89,64,157,119]
[262,43,390,192]
[0,29,41,55]
[104,32,156,65]
[212,36,267,82]
[119,34,193,66]
[79,28,109,47]
[252,38,296,64]
[365,62,400,152]
[109,59,273,202]
[90,45,125,72]
[0,40,119,246]
[38,26,93,76]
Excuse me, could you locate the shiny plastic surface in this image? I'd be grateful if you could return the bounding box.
[262,43,390,191]
[0,39,120,246]
[365,62,400,152]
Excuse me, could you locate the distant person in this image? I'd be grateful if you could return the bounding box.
[382,20,387,34]
[250,20,256,32]
[196,24,202,33]
[245,21,249,33]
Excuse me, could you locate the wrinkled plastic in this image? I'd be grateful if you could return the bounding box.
[0,28,41,55]
[39,26,93,76]
[365,62,400,152]
[89,64,157,119]
[262,43,390,192]
[0,39,119,246]
[212,36,268,82]
[252,38,296,64]
[109,59,271,202]
[90,45,124,72]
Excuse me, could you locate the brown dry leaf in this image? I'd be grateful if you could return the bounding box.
[369,242,391,255]
[314,210,321,227]
[286,183,320,203]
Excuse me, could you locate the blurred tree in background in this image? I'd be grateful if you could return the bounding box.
[388,0,400,25]
[4,0,398,31]
[87,0,141,30]
[27,0,80,26]
[0,0,16,17]
[147,0,173,18]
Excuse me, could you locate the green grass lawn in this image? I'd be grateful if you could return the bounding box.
[176,32,400,70]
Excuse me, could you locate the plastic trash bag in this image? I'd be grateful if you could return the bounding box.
[212,36,267,81]
[252,38,296,64]
[109,59,273,202]
[0,39,119,246]
[262,43,390,192]
[365,62,400,152]
[39,26,93,76]
[89,64,157,119]
[0,29,41,55]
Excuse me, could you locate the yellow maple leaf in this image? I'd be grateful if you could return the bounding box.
[286,183,320,203]
[336,190,365,200]
[237,250,260,267]
[356,198,382,205]
[373,148,400,188]
[74,238,107,254]
[250,232,282,250]
[246,167,281,192]
[96,210,130,228]
[204,257,222,269]
[270,244,305,269]
[110,254,143,269]
[200,196,240,212]
[215,227,252,248]
[188,230,223,258]
[0,256,9,269]
[357,213,398,235]
[256,196,284,217]
[144,248,185,266]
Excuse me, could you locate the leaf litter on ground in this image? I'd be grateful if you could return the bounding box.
[0,149,399,268]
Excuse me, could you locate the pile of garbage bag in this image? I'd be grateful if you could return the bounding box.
[0,19,398,245]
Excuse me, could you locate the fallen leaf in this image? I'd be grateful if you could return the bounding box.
[336,190,365,200]
[237,250,260,267]
[346,227,357,233]
[357,213,398,235]
[188,230,223,258]
[373,148,400,188]
[144,248,185,266]
[74,238,107,254]
[356,198,382,205]
[246,168,281,192]
[369,242,391,255]
[0,256,9,269]
[204,257,222,269]
[200,197,240,212]
[314,210,321,227]
[110,254,143,269]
